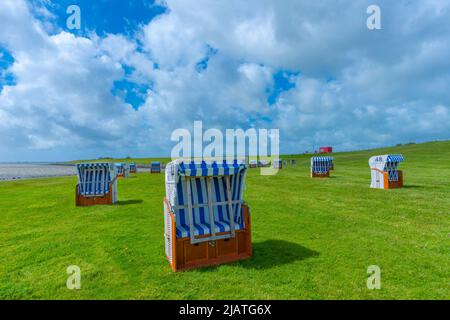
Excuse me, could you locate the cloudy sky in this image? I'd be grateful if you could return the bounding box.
[0,0,449,161]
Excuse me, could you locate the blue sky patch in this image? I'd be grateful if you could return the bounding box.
[111,79,150,109]
[0,47,16,91]
[39,0,166,36]
[196,45,218,72]
[0,47,14,69]
[267,70,299,105]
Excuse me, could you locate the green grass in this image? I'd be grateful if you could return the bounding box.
[1,141,449,299]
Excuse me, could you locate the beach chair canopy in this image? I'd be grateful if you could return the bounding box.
[129,162,137,170]
[76,163,116,196]
[369,154,404,181]
[311,156,334,173]
[165,160,247,244]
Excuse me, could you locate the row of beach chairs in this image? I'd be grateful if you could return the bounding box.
[75,153,404,271]
[75,161,162,206]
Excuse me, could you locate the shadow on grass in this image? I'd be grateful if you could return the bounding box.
[242,240,318,269]
[198,239,318,272]
[116,199,143,206]
[401,185,425,189]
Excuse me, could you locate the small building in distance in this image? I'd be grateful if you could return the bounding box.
[319,146,333,154]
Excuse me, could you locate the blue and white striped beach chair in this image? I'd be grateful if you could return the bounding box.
[257,160,268,167]
[151,162,161,174]
[164,160,252,271]
[75,163,118,206]
[327,157,334,170]
[129,162,137,173]
[115,162,130,178]
[273,159,282,169]
[311,156,333,177]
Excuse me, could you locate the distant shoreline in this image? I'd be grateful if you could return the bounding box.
[0,163,77,181]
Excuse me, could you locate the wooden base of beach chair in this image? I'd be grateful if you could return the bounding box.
[383,170,403,189]
[75,183,114,206]
[130,169,137,174]
[165,202,252,272]
[311,171,330,178]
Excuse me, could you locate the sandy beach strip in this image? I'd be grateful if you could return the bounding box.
[0,164,77,181]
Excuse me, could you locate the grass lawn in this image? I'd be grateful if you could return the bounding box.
[0,141,449,299]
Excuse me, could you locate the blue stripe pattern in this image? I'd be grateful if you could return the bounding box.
[76,163,115,196]
[385,154,404,181]
[311,156,334,173]
[168,160,247,238]
[151,162,161,173]
[387,154,404,163]
[178,160,242,177]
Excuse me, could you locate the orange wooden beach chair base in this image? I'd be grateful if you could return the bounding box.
[311,172,330,178]
[164,199,252,272]
[383,170,403,189]
[75,182,115,206]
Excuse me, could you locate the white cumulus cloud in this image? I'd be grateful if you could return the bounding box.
[1,0,450,161]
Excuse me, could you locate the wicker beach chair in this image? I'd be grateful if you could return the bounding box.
[163,160,252,271]
[75,163,118,206]
[369,154,404,189]
[151,162,161,174]
[273,159,282,169]
[311,156,333,178]
[115,163,130,178]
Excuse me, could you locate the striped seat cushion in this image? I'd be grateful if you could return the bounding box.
[176,220,244,238]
